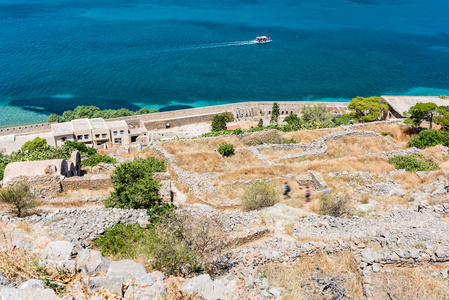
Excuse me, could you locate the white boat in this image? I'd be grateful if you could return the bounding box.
[254,30,272,44]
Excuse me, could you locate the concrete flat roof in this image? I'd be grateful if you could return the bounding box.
[382,96,449,117]
[89,118,108,130]
[106,120,128,129]
[72,119,92,131]
[51,122,74,136]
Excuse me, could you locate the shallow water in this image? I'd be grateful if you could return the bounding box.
[1,0,449,126]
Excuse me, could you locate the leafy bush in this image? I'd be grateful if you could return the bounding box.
[104,157,166,209]
[221,112,234,122]
[58,105,158,122]
[94,223,147,258]
[301,104,335,128]
[333,114,352,126]
[241,182,279,211]
[348,96,388,122]
[319,193,352,217]
[217,143,235,157]
[147,202,177,224]
[388,154,439,172]
[95,212,228,275]
[0,184,38,217]
[211,114,227,132]
[258,118,263,127]
[284,114,302,127]
[21,137,48,152]
[46,113,63,123]
[381,132,394,138]
[81,154,117,167]
[407,129,449,149]
[63,140,96,156]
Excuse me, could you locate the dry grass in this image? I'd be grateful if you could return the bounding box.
[371,266,449,299]
[354,123,414,145]
[224,147,263,169]
[174,152,227,173]
[419,146,449,164]
[293,156,394,175]
[390,170,448,193]
[308,136,398,160]
[260,147,304,162]
[282,127,344,143]
[162,136,242,155]
[263,251,363,300]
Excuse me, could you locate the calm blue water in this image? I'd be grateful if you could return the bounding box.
[1,0,449,126]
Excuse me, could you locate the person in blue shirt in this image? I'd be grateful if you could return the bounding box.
[283,182,291,198]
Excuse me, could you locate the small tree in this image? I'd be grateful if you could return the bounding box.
[221,112,234,123]
[0,184,38,217]
[241,182,279,211]
[258,118,263,127]
[21,137,48,152]
[284,114,301,127]
[217,143,235,157]
[434,106,449,130]
[301,104,334,128]
[404,102,438,129]
[47,113,63,123]
[104,157,166,209]
[348,96,388,122]
[270,102,280,124]
[211,114,227,132]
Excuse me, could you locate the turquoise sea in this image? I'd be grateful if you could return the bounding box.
[1,0,449,126]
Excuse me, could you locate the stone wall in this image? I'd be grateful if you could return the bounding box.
[0,123,52,137]
[153,172,172,202]
[62,175,112,191]
[0,101,349,138]
[6,176,63,197]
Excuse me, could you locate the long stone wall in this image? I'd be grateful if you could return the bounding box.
[0,123,51,136]
[0,101,349,137]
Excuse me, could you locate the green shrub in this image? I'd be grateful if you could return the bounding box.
[94,212,228,275]
[59,105,158,122]
[63,141,96,156]
[221,112,234,123]
[241,182,279,211]
[388,154,439,172]
[258,119,263,127]
[217,143,235,157]
[333,114,352,126]
[242,130,283,146]
[211,114,227,132]
[21,137,48,152]
[319,193,352,217]
[94,223,147,258]
[381,132,394,138]
[81,154,117,167]
[0,184,38,217]
[147,202,177,224]
[407,129,449,149]
[104,157,166,209]
[301,104,335,128]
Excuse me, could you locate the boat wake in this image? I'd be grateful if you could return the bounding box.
[160,40,257,52]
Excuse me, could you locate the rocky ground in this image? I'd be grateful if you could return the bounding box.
[2,121,449,299]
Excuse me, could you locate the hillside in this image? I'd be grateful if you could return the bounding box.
[1,120,449,299]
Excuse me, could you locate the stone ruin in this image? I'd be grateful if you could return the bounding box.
[2,151,81,186]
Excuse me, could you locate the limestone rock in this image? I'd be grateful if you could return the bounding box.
[106,260,147,281]
[87,276,124,295]
[181,274,234,300]
[388,188,405,197]
[0,286,21,300]
[77,249,111,275]
[0,271,10,286]
[41,241,74,261]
